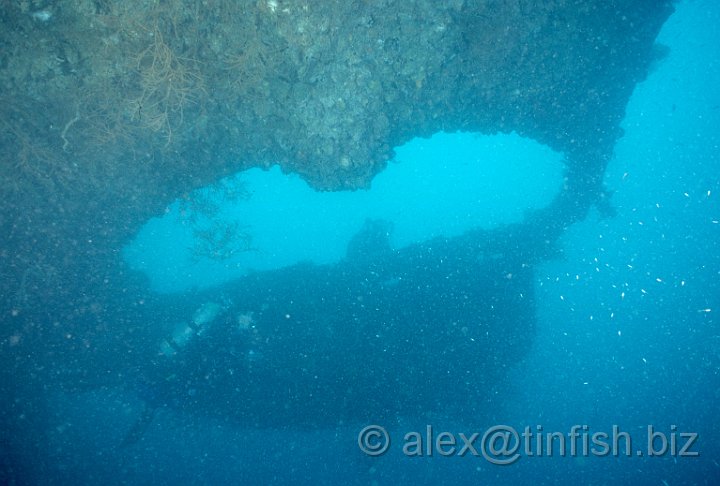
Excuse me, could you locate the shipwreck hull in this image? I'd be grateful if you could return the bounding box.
[140,229,535,427]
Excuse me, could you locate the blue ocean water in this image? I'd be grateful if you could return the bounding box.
[44,1,718,484]
[124,132,563,293]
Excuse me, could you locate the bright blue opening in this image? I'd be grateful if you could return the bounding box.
[123,131,565,293]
